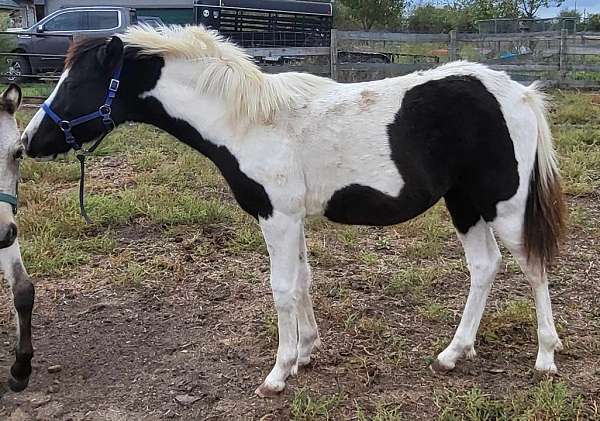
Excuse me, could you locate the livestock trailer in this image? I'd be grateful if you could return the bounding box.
[194,0,333,48]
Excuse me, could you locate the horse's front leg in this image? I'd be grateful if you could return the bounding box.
[0,240,35,392]
[255,211,304,398]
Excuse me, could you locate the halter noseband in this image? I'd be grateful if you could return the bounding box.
[0,192,17,215]
[41,60,123,224]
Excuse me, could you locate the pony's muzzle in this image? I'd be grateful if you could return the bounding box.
[0,222,17,249]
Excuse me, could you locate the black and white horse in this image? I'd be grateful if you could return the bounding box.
[0,84,35,392]
[22,26,565,397]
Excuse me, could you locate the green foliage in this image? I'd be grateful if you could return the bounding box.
[338,0,404,31]
[519,0,564,18]
[408,0,518,33]
[408,5,455,33]
[0,13,16,72]
[586,13,600,31]
[558,9,581,20]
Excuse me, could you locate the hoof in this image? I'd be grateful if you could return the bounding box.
[8,376,29,393]
[534,362,558,375]
[255,381,284,398]
[429,359,454,375]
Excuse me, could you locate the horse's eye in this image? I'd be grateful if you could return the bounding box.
[13,148,23,160]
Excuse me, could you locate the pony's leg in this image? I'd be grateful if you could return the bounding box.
[492,213,562,373]
[296,229,320,368]
[256,212,304,397]
[432,219,501,371]
[0,240,35,392]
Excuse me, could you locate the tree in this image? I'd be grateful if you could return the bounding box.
[408,5,454,33]
[558,9,581,20]
[519,0,565,19]
[588,13,600,31]
[338,0,404,31]
[408,0,519,33]
[0,13,16,73]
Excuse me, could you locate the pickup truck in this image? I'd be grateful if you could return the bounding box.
[7,6,137,82]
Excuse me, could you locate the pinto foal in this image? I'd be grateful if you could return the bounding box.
[22,26,565,397]
[0,84,35,392]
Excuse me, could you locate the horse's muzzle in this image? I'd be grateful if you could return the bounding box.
[0,223,17,249]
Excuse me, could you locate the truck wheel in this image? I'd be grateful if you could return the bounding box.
[5,55,31,84]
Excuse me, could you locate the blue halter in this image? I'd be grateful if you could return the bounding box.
[42,63,122,151]
[41,61,123,223]
[0,192,17,215]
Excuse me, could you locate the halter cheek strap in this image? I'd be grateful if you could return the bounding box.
[41,61,123,224]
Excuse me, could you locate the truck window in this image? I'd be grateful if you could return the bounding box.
[44,11,85,31]
[86,11,120,30]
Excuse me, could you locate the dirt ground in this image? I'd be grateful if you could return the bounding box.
[0,96,598,420]
[0,196,597,420]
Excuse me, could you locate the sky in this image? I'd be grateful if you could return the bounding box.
[538,0,600,18]
[414,0,600,18]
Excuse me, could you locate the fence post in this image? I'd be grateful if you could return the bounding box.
[449,30,458,61]
[559,28,568,86]
[330,28,338,81]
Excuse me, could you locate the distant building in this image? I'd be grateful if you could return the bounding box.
[33,0,194,24]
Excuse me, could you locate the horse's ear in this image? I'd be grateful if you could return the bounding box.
[97,36,124,70]
[0,84,22,114]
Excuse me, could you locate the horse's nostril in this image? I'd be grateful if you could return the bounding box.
[9,223,17,241]
[0,223,17,248]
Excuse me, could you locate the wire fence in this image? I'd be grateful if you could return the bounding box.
[1,29,599,107]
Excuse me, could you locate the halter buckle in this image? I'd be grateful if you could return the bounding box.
[108,79,120,92]
[59,120,72,132]
[99,105,112,116]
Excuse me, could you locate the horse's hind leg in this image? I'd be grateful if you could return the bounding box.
[432,217,501,372]
[492,211,562,373]
[296,228,320,369]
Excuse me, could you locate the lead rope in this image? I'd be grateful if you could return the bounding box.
[42,58,123,224]
[76,134,108,225]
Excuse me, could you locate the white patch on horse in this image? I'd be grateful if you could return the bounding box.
[23,68,70,143]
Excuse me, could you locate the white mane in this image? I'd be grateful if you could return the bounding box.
[122,25,334,124]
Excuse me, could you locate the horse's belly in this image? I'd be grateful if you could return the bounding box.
[323,183,438,226]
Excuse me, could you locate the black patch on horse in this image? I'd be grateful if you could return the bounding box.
[119,52,274,220]
[324,75,519,234]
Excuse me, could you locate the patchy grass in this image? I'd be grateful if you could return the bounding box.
[291,388,343,420]
[479,299,536,344]
[385,265,441,298]
[436,380,595,421]
[356,403,406,421]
